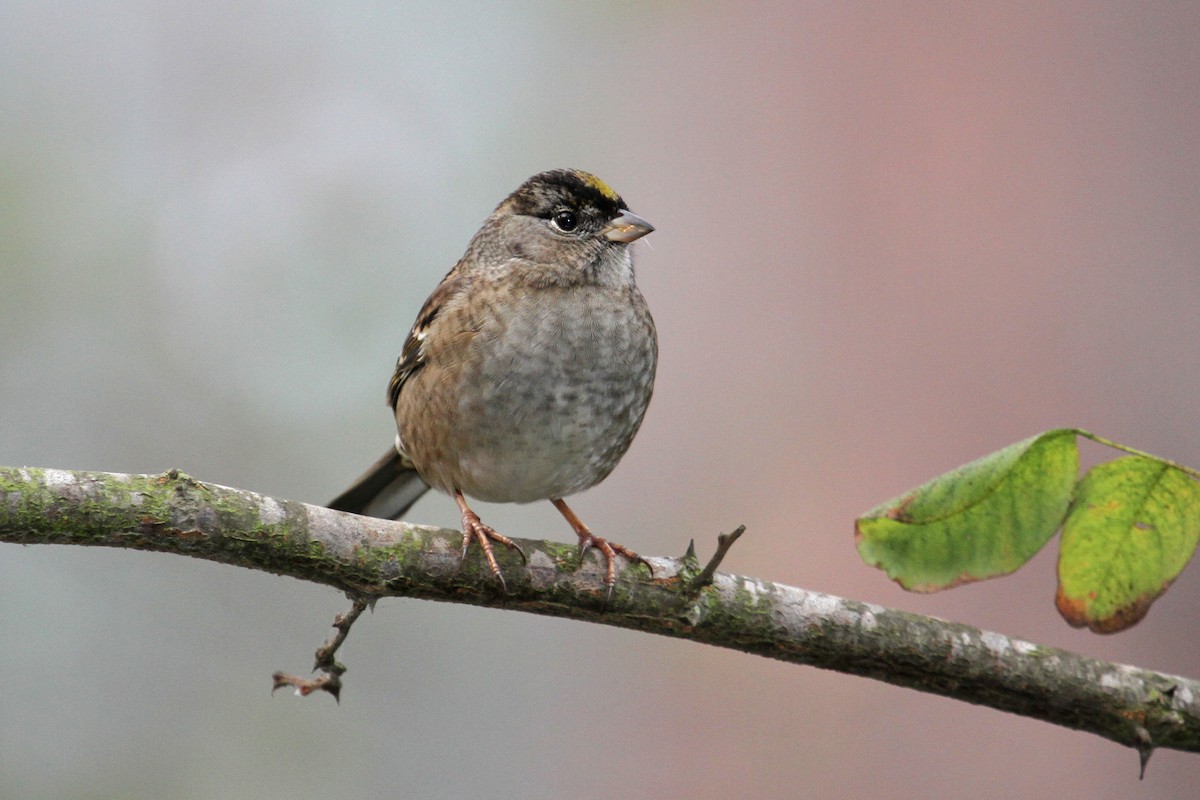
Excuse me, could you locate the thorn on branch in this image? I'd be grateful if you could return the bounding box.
[688,525,746,592]
[1135,725,1154,780]
[272,594,373,703]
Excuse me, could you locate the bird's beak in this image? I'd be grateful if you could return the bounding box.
[603,210,655,243]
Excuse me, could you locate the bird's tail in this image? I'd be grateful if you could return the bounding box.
[328,449,430,521]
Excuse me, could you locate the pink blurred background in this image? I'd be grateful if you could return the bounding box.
[3,2,1198,797]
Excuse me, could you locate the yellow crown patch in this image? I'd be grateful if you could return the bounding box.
[575,171,620,202]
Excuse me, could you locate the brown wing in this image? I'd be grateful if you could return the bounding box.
[387,271,468,409]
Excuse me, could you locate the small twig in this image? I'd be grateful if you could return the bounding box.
[270,669,344,700]
[272,594,372,702]
[313,595,372,671]
[689,525,746,590]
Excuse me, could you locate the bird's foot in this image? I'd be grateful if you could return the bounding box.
[551,497,651,600]
[459,506,526,592]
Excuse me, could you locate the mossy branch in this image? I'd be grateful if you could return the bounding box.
[2,466,1198,768]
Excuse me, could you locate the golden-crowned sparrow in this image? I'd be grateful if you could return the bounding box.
[330,169,657,591]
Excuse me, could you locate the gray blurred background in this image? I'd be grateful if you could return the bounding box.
[3,2,1199,797]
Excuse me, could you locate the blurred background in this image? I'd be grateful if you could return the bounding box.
[3,2,1199,797]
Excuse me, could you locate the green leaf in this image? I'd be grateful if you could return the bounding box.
[1056,456,1200,633]
[855,429,1078,591]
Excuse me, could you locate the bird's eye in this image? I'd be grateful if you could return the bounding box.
[551,210,578,232]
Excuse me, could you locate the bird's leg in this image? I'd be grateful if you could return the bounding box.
[550,498,650,593]
[454,491,525,592]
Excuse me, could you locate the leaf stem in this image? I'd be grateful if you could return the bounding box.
[1074,429,1200,479]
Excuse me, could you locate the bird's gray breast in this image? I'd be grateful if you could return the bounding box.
[450,285,656,503]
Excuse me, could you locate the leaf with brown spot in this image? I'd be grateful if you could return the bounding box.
[1056,456,1200,633]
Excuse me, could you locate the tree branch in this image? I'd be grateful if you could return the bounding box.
[2,466,1198,765]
